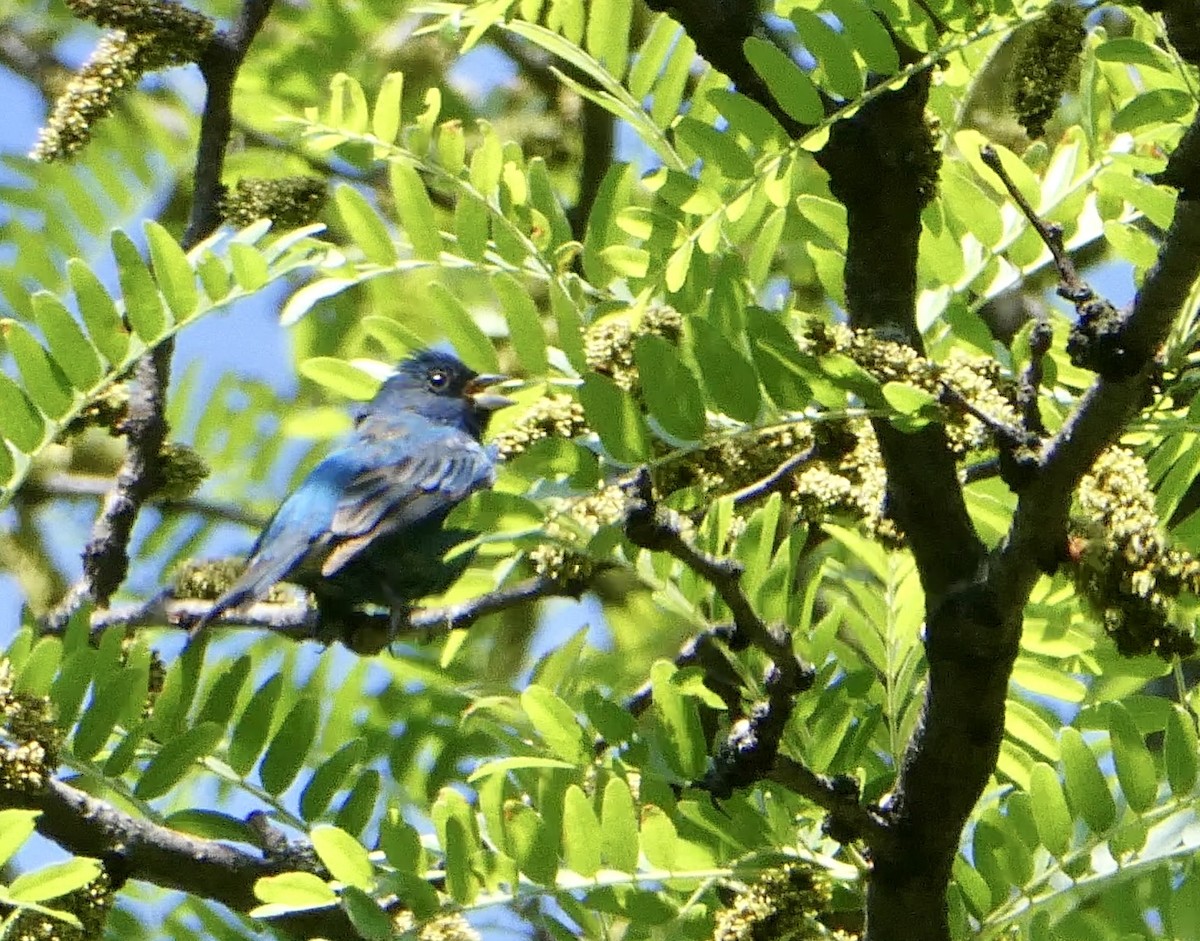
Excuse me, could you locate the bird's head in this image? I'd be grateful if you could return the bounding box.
[368,345,513,438]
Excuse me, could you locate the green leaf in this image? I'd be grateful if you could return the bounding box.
[583,163,634,285]
[144,221,197,319]
[1104,219,1160,269]
[335,184,397,265]
[1164,705,1199,797]
[0,809,40,868]
[1108,702,1158,813]
[426,282,500,373]
[444,490,543,540]
[328,72,370,134]
[674,118,756,180]
[444,816,479,904]
[194,655,253,730]
[707,89,788,148]
[561,784,602,876]
[634,334,706,440]
[334,770,380,837]
[1,319,74,419]
[299,357,382,400]
[1094,37,1177,72]
[630,17,680,100]
[9,858,100,903]
[31,293,104,389]
[260,697,320,795]
[650,30,696,128]
[639,805,677,870]
[380,811,425,873]
[14,636,61,698]
[791,9,863,99]
[828,0,899,73]
[1028,762,1072,858]
[196,251,232,302]
[372,72,405,146]
[228,674,284,776]
[311,825,375,890]
[68,259,128,363]
[882,381,937,415]
[664,238,693,293]
[520,684,589,764]
[454,190,489,262]
[1111,89,1195,134]
[387,872,440,919]
[743,37,822,124]
[111,229,167,340]
[302,740,367,821]
[578,373,650,463]
[164,809,257,843]
[1006,700,1061,762]
[505,801,556,885]
[601,777,639,872]
[467,755,576,781]
[229,242,269,292]
[389,160,441,259]
[586,0,632,74]
[342,886,393,941]
[651,660,708,780]
[493,273,548,375]
[253,871,338,913]
[0,372,48,452]
[1060,727,1116,833]
[744,309,811,408]
[134,721,223,800]
[70,667,141,761]
[687,318,761,422]
[148,640,204,740]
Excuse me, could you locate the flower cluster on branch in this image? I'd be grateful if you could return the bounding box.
[1070,446,1199,658]
[0,661,61,796]
[31,0,215,161]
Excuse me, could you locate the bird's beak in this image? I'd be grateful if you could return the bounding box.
[465,374,515,411]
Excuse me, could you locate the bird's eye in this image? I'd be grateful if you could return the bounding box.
[427,369,449,390]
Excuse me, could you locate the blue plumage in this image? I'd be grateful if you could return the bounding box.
[190,347,511,636]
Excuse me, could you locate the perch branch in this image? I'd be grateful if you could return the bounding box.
[88,575,575,643]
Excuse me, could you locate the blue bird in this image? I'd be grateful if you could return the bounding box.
[190,347,512,637]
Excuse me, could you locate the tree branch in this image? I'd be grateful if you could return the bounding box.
[770,757,893,852]
[639,0,804,136]
[15,777,358,940]
[43,0,276,634]
[864,78,1200,941]
[89,575,575,647]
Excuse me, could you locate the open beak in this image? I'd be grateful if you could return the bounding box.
[465,373,515,411]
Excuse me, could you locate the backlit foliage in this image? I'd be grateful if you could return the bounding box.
[2,1,1200,940]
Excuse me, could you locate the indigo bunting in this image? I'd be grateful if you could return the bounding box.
[190,347,512,636]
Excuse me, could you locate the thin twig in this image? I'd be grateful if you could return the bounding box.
[625,470,811,688]
[623,623,744,718]
[770,757,893,851]
[729,447,815,508]
[979,144,1095,306]
[1018,315,1051,436]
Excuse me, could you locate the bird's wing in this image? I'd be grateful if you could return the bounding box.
[189,454,357,635]
[321,432,495,576]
